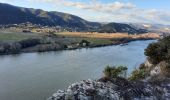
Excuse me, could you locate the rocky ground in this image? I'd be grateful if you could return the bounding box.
[48,59,170,100]
[47,78,170,100]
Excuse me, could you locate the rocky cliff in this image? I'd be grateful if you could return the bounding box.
[47,60,170,100]
[47,77,170,100]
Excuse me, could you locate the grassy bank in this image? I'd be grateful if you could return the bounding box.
[0,32,41,42]
[0,31,160,55]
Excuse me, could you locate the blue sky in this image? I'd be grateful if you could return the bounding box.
[1,0,170,25]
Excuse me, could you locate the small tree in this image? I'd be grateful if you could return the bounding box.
[103,65,127,78]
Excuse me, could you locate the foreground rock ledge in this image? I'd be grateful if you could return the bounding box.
[47,78,170,100]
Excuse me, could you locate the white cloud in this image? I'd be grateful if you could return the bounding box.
[27,0,135,11]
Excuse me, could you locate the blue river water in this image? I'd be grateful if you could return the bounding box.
[0,40,155,100]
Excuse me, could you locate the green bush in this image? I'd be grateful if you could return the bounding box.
[129,69,146,81]
[145,36,170,66]
[103,65,127,78]
[79,39,90,46]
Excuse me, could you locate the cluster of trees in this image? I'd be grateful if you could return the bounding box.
[145,36,170,66]
[19,38,41,49]
[0,38,41,54]
[0,37,62,54]
[0,42,20,54]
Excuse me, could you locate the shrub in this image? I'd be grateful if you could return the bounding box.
[19,38,41,48]
[0,42,21,54]
[79,40,90,46]
[103,65,127,78]
[145,36,170,67]
[129,69,146,81]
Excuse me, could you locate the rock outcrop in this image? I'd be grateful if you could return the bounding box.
[47,78,170,100]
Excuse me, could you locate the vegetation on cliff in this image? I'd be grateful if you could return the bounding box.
[102,36,170,81]
[145,36,170,65]
[103,65,127,78]
[129,36,170,81]
[49,63,170,100]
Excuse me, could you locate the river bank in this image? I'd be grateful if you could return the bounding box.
[0,36,158,55]
[0,32,160,55]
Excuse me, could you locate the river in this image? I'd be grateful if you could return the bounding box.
[0,40,155,100]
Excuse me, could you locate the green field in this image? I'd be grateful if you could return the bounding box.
[0,32,41,41]
[74,37,113,45]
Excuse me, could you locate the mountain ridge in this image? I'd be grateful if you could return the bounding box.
[0,3,101,29]
[0,3,148,34]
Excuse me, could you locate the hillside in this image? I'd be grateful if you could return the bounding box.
[99,22,148,34]
[0,3,100,31]
[0,3,148,34]
[129,23,170,34]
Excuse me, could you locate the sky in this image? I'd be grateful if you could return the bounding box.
[0,0,170,25]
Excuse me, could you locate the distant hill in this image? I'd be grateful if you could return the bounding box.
[99,23,148,34]
[0,3,148,34]
[129,23,170,34]
[0,3,100,30]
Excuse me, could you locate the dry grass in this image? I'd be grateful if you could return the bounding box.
[56,32,160,39]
